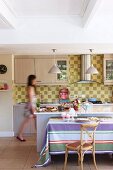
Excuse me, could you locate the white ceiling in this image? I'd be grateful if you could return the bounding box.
[97,0,113,14]
[1,0,113,55]
[4,0,90,17]
[0,16,11,29]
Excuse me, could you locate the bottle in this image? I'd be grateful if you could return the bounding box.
[73,97,81,111]
[36,99,40,111]
[69,107,76,120]
[73,98,78,111]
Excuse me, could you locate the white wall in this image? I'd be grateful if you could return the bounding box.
[0,55,13,137]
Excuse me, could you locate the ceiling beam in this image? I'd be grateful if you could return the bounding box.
[0,0,17,28]
[82,0,102,28]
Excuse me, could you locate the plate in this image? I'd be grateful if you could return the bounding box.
[75,118,90,122]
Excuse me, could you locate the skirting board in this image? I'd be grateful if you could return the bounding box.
[0,131,14,137]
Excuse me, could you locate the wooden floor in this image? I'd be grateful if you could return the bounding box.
[0,135,113,170]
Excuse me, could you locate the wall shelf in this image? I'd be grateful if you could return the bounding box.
[0,90,9,91]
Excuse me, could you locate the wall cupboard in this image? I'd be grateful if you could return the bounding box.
[104,55,113,85]
[35,58,56,84]
[14,56,68,85]
[14,58,35,84]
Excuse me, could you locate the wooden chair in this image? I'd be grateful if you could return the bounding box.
[63,121,99,170]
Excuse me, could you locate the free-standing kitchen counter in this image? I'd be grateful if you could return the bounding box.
[35,103,113,152]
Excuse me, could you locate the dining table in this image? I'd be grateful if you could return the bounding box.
[34,117,113,167]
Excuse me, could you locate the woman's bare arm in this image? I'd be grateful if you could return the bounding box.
[27,86,36,114]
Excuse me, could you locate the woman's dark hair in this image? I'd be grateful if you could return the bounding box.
[27,75,36,86]
[27,75,37,92]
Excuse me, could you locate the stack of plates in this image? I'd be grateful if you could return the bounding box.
[75,118,90,122]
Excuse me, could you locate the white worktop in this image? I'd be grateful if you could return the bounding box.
[14,103,113,115]
[34,103,113,115]
[14,103,113,107]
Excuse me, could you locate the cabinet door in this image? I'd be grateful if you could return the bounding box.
[56,58,68,83]
[14,58,35,84]
[104,55,113,85]
[13,105,36,135]
[35,58,56,84]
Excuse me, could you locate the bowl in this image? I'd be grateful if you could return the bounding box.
[88,98,97,102]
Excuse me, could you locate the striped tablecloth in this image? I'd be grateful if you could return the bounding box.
[34,117,113,167]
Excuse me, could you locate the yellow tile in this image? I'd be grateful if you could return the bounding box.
[14,55,113,103]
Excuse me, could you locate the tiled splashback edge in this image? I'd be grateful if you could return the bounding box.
[14,55,113,103]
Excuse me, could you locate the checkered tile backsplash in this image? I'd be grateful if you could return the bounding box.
[14,55,113,103]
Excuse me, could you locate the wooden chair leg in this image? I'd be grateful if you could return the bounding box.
[63,148,68,170]
[80,151,83,170]
[92,150,98,170]
[77,152,81,166]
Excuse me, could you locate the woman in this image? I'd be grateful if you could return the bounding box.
[17,75,37,142]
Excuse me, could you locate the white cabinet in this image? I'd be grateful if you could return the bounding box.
[35,57,68,84]
[104,55,113,85]
[14,58,35,84]
[13,104,36,135]
[14,56,68,85]
[35,58,56,84]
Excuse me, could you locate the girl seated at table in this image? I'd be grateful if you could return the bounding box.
[59,87,70,103]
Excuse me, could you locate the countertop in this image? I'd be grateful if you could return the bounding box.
[35,104,113,115]
[14,103,113,107]
[14,102,113,115]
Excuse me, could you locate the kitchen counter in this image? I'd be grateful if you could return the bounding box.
[14,102,113,107]
[13,103,113,152]
[35,103,113,152]
[35,103,113,115]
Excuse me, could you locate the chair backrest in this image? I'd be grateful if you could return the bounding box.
[80,121,99,148]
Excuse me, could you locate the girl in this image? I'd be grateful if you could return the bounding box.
[17,75,37,141]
